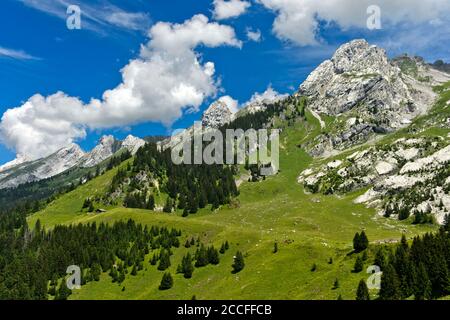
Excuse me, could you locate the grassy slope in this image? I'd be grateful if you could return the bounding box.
[28,110,439,300]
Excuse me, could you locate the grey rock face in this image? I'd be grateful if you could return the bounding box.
[0,135,145,189]
[298,137,450,224]
[0,144,85,189]
[80,135,121,168]
[298,39,442,156]
[202,100,233,128]
[121,135,146,155]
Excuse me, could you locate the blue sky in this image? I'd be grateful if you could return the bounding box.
[0,0,449,165]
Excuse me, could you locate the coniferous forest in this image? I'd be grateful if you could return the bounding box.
[109,142,239,215]
[0,211,184,300]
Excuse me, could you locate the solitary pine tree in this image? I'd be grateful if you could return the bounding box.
[182,253,194,279]
[356,280,370,300]
[159,272,173,290]
[232,251,245,274]
[353,256,364,273]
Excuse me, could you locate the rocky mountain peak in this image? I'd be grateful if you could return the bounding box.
[56,143,85,159]
[80,135,121,168]
[202,100,233,128]
[298,39,446,157]
[330,39,389,75]
[121,135,146,155]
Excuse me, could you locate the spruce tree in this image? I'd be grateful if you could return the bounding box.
[353,256,364,273]
[195,244,209,267]
[414,263,432,300]
[374,248,386,270]
[359,231,369,251]
[182,253,194,279]
[232,251,245,274]
[150,253,158,266]
[353,231,369,252]
[379,264,401,300]
[353,232,361,252]
[356,279,370,300]
[159,272,173,290]
[158,250,171,271]
[207,246,220,265]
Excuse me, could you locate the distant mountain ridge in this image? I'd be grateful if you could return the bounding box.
[0,135,145,190]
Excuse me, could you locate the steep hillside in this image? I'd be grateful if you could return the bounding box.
[28,108,438,300]
[299,80,450,225]
[16,39,450,301]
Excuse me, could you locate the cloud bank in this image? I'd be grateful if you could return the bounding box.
[258,0,450,46]
[213,0,251,20]
[0,14,241,160]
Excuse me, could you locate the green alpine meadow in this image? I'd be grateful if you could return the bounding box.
[1,1,450,305]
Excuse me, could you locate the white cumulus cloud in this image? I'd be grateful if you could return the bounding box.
[213,0,251,20]
[257,0,450,46]
[0,14,241,160]
[245,85,288,105]
[246,28,262,42]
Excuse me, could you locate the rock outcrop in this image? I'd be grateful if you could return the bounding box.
[298,137,450,224]
[0,135,145,190]
[298,39,448,156]
[201,100,234,128]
